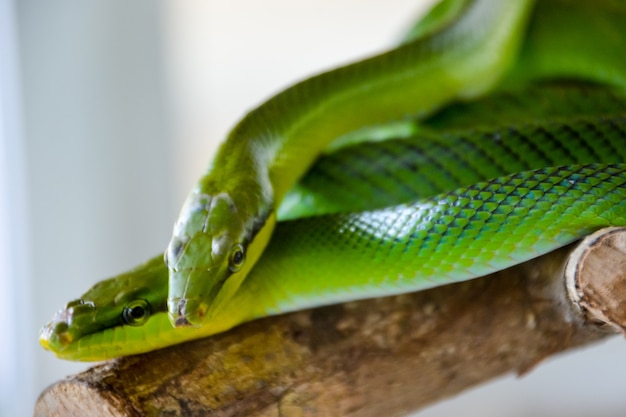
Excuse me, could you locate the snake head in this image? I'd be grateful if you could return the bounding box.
[39,298,97,353]
[38,256,167,360]
[165,190,275,328]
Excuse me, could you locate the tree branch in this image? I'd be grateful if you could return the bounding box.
[35,228,626,417]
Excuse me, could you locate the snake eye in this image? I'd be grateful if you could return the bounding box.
[122,300,151,326]
[228,244,245,272]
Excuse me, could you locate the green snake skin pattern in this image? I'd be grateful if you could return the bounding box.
[39,162,626,360]
[38,0,626,360]
[165,0,534,326]
[281,84,626,218]
[263,164,626,312]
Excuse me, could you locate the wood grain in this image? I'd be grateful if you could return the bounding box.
[35,230,626,417]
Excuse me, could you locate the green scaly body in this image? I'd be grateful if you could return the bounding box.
[39,0,626,360]
[281,83,626,218]
[166,0,534,326]
[40,84,626,360]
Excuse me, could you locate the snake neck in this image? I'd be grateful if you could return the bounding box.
[211,0,536,202]
[167,0,536,325]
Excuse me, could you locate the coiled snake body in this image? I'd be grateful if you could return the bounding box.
[165,0,534,327]
[40,0,626,360]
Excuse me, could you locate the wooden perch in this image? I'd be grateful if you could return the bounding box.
[35,228,626,417]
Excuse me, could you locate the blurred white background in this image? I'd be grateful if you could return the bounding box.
[2,0,625,415]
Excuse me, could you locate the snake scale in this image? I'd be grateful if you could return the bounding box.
[40,0,626,360]
[165,0,533,327]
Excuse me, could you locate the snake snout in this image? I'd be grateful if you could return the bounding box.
[168,297,207,328]
[39,319,73,352]
[175,316,191,327]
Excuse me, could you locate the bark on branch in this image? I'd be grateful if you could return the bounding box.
[34,228,626,417]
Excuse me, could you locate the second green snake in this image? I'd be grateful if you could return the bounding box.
[40,0,626,360]
[165,0,534,327]
[40,82,626,360]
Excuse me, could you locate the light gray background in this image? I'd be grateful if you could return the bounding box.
[1,0,625,415]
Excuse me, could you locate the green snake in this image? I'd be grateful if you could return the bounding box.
[280,83,626,219]
[165,0,534,327]
[40,83,626,361]
[41,0,626,360]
